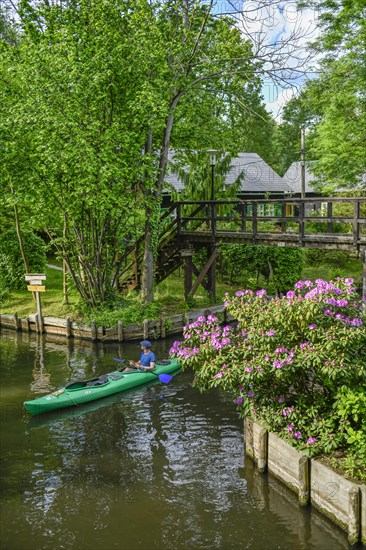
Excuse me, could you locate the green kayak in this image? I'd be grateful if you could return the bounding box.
[23,358,181,415]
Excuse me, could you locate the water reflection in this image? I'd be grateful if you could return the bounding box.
[30,335,52,394]
[0,330,356,550]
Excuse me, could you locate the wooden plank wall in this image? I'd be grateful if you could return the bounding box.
[0,305,233,342]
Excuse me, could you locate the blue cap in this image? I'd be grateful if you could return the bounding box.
[140,340,152,348]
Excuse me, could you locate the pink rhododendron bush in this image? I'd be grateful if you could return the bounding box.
[170,278,366,481]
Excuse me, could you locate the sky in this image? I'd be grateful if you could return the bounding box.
[216,0,320,120]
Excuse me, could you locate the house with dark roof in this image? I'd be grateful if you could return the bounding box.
[282,162,318,197]
[224,153,292,197]
[283,162,366,196]
[163,152,292,206]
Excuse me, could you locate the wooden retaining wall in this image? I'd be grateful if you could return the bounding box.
[0,305,233,342]
[244,418,366,545]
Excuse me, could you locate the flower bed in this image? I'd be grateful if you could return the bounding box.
[170,277,366,482]
[169,277,366,540]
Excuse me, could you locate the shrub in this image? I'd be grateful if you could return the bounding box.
[0,228,46,290]
[170,277,366,481]
[79,300,161,328]
[305,249,351,266]
[219,244,305,293]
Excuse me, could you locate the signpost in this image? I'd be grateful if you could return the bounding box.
[25,274,46,333]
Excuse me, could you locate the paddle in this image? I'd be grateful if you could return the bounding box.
[112,358,173,384]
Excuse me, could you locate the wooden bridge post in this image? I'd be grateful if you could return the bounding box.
[327,202,333,233]
[181,249,194,301]
[299,201,305,246]
[207,244,217,301]
[241,203,247,231]
[281,203,287,233]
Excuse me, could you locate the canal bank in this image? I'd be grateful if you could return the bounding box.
[0,304,232,341]
[0,330,360,549]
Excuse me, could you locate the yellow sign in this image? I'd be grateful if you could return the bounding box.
[27,285,46,292]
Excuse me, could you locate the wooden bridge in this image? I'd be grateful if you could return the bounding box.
[118,196,366,300]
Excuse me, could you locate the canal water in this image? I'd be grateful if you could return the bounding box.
[0,330,355,550]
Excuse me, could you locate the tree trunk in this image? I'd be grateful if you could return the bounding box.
[141,127,154,302]
[141,93,182,304]
[141,218,154,303]
[13,203,30,274]
[62,220,69,305]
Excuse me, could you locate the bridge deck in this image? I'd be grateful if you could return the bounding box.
[181,229,366,250]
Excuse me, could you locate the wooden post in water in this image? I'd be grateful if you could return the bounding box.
[160,317,166,339]
[117,320,124,342]
[35,292,44,333]
[91,320,97,341]
[143,319,149,339]
[66,317,72,338]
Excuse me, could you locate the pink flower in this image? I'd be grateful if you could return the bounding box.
[294,431,302,440]
[307,437,317,445]
[256,289,267,297]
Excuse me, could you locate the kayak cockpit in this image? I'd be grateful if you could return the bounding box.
[65,373,125,391]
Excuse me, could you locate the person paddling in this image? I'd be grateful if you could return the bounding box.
[123,340,156,372]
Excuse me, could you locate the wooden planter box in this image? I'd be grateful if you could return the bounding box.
[361,484,366,545]
[311,459,365,545]
[244,417,267,473]
[267,432,309,506]
[244,418,365,544]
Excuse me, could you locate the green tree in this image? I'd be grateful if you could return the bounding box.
[1,0,156,306]
[294,0,366,188]
[1,0,319,308]
[1,0,262,306]
[273,93,319,176]
[0,228,46,290]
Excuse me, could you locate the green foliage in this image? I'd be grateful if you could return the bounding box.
[0,228,46,290]
[0,273,10,302]
[282,0,366,188]
[305,249,351,266]
[1,0,268,307]
[273,93,319,176]
[219,245,304,294]
[170,151,244,203]
[78,298,161,329]
[330,386,366,480]
[170,277,366,481]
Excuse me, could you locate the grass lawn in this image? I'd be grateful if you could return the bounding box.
[1,254,363,326]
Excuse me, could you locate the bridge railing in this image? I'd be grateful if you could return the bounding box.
[175,197,366,250]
